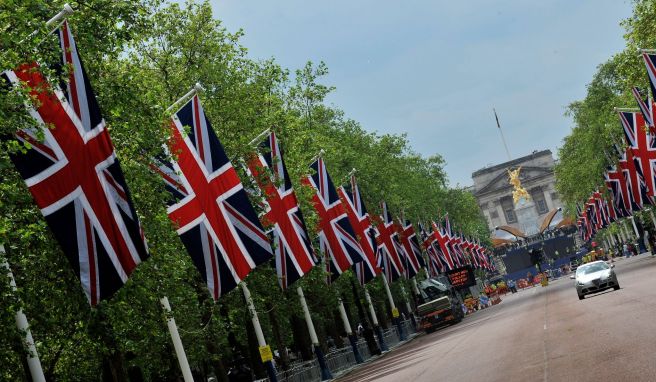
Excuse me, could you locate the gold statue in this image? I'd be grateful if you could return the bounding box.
[508,167,530,205]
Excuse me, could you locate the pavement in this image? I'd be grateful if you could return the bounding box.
[337,254,656,382]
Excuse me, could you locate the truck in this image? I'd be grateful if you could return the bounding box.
[416,278,464,333]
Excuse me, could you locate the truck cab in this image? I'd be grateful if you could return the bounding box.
[416,278,464,333]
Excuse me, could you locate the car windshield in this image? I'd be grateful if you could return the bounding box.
[577,262,609,275]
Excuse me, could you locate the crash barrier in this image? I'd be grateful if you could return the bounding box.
[267,319,416,382]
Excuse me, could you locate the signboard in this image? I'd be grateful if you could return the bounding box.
[259,345,273,362]
[446,266,476,290]
[391,308,400,318]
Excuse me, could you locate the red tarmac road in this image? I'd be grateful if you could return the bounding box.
[338,254,656,382]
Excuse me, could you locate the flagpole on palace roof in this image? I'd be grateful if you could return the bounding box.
[493,108,512,161]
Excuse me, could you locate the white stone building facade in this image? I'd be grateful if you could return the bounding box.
[471,150,563,233]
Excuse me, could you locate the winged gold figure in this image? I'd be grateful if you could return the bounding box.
[508,167,530,205]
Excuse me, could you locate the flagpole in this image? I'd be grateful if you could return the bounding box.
[381,273,406,341]
[493,108,512,161]
[166,83,204,113]
[160,297,194,382]
[297,286,332,380]
[241,283,278,382]
[1,245,46,382]
[364,286,388,351]
[46,3,74,29]
[337,297,363,363]
[249,128,271,147]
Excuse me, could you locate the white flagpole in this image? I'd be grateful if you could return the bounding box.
[297,286,319,345]
[166,83,204,113]
[630,216,640,239]
[364,286,388,351]
[382,274,406,340]
[1,245,45,382]
[381,275,397,314]
[160,296,194,382]
[363,288,379,327]
[337,297,363,363]
[241,282,278,381]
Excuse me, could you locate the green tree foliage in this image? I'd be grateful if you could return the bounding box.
[555,0,656,216]
[0,1,488,380]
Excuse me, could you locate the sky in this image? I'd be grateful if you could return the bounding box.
[209,0,634,187]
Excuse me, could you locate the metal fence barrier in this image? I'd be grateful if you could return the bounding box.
[265,319,418,382]
[324,346,357,376]
[275,358,321,382]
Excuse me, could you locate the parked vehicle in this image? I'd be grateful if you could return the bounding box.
[416,278,464,333]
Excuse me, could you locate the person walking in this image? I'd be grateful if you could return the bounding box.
[623,243,630,258]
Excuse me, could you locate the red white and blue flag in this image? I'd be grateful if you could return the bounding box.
[631,87,654,131]
[374,201,405,282]
[418,222,444,276]
[617,142,650,210]
[619,110,656,198]
[338,175,380,285]
[155,94,272,300]
[641,51,656,111]
[304,158,365,279]
[605,166,631,217]
[433,221,456,271]
[248,132,316,289]
[3,21,149,305]
[397,218,426,278]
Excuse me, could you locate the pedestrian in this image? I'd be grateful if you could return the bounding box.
[630,243,638,256]
[526,271,533,286]
[623,243,630,258]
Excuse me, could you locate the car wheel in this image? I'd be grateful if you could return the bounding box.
[578,294,584,300]
[614,284,620,290]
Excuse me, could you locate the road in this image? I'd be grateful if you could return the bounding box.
[338,254,656,382]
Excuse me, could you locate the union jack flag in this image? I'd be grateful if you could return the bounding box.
[619,110,656,197]
[442,215,463,267]
[3,21,149,305]
[248,132,316,289]
[304,158,364,278]
[418,222,445,276]
[641,51,656,106]
[432,221,455,271]
[617,143,650,210]
[397,218,426,278]
[155,94,272,300]
[632,87,654,131]
[605,166,631,217]
[338,175,380,285]
[374,201,405,282]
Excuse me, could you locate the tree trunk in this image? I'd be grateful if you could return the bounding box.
[90,306,127,382]
[266,301,290,370]
[328,310,345,349]
[289,314,312,361]
[206,341,229,382]
[350,280,380,355]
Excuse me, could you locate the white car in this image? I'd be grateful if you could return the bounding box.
[571,261,619,300]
